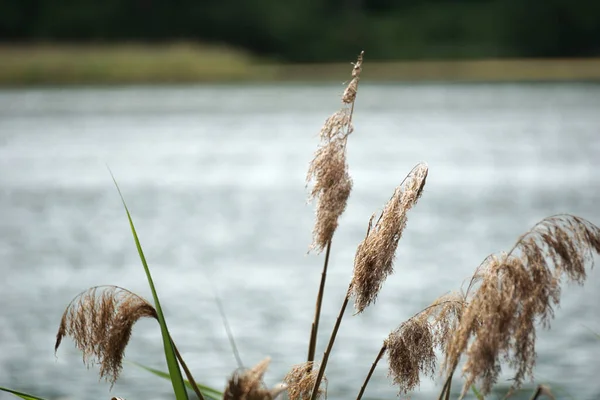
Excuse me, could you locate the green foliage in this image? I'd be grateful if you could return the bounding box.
[1,0,599,61]
[471,385,484,400]
[0,387,47,400]
[111,172,189,400]
[129,361,223,400]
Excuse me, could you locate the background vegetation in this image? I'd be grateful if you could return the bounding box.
[2,0,600,62]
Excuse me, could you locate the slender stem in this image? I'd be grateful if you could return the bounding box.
[529,385,551,400]
[214,293,244,369]
[307,240,332,364]
[172,339,206,400]
[356,344,387,400]
[444,377,452,400]
[438,371,454,400]
[310,293,350,400]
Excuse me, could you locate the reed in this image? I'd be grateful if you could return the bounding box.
[305,51,362,367]
[2,51,598,400]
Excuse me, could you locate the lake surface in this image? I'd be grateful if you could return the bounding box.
[0,83,599,400]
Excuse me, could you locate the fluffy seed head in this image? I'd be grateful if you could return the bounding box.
[443,215,600,397]
[307,52,364,252]
[350,162,428,313]
[386,316,435,395]
[283,362,326,400]
[342,51,364,104]
[55,286,157,386]
[386,292,464,395]
[224,357,286,400]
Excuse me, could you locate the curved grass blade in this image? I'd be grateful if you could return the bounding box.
[110,171,189,400]
[129,361,222,400]
[471,385,484,400]
[0,387,47,400]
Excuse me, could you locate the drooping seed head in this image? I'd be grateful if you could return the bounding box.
[55,286,157,386]
[386,315,435,395]
[443,215,600,397]
[385,292,464,395]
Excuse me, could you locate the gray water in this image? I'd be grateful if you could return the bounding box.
[0,83,599,400]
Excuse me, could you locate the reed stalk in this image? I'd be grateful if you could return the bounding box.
[172,339,206,400]
[309,292,350,400]
[307,240,332,364]
[356,344,387,400]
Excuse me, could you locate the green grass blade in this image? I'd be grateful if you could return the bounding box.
[471,385,485,400]
[110,172,189,400]
[582,324,600,339]
[0,387,47,400]
[129,361,223,400]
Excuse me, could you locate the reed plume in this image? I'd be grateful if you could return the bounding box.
[55,286,157,386]
[306,51,364,365]
[443,214,600,397]
[284,362,326,400]
[381,293,464,396]
[307,51,363,252]
[350,162,428,313]
[224,357,286,400]
[310,163,429,400]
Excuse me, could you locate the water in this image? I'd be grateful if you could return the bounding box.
[0,83,599,400]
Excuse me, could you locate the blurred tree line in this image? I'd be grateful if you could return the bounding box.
[1,0,599,62]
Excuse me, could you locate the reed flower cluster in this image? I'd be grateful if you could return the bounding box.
[44,52,600,400]
[444,214,600,396]
[55,286,157,386]
[350,162,428,313]
[307,51,363,252]
[386,292,464,395]
[283,362,325,400]
[224,358,286,400]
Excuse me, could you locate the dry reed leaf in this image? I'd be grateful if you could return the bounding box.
[283,362,326,400]
[307,52,364,252]
[350,162,428,313]
[442,215,600,397]
[386,292,464,395]
[224,357,286,400]
[55,286,157,386]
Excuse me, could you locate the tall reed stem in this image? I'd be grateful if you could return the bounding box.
[172,339,206,400]
[310,292,350,400]
[438,366,456,400]
[356,344,387,400]
[307,240,332,364]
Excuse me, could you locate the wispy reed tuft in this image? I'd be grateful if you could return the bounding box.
[350,162,428,313]
[284,362,325,400]
[443,214,600,397]
[224,357,286,400]
[385,292,463,395]
[306,51,363,252]
[55,286,157,386]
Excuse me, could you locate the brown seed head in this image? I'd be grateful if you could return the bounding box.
[283,362,326,400]
[350,162,429,313]
[307,53,364,252]
[443,215,600,397]
[342,51,364,104]
[386,315,435,395]
[385,292,464,395]
[224,357,285,400]
[55,286,157,386]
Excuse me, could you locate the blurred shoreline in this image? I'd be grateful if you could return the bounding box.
[2,43,600,86]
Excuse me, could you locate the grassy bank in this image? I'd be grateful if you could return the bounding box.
[2,43,600,85]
